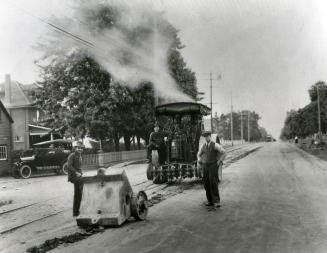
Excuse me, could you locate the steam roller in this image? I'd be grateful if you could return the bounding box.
[76,167,148,227]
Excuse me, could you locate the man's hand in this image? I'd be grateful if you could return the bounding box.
[76,172,82,178]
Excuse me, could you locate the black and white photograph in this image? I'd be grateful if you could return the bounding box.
[1,0,327,252]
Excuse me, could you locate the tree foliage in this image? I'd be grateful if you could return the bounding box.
[212,111,268,142]
[280,81,327,139]
[35,5,197,150]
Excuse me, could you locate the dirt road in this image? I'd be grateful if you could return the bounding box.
[0,143,265,252]
[43,142,327,253]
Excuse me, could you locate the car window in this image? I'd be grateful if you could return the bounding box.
[36,149,50,156]
[21,150,35,157]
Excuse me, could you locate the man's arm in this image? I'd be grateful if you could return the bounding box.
[215,143,226,163]
[67,154,75,173]
[214,143,225,153]
[197,144,204,162]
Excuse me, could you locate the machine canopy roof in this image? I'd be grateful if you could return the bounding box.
[155,102,211,116]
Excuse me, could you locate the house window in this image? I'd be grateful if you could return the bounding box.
[15,136,24,142]
[0,145,7,160]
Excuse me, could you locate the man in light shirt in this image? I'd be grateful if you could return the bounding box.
[197,131,225,209]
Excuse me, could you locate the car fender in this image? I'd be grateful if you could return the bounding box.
[20,155,35,161]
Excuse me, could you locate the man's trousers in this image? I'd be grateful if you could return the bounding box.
[203,163,220,204]
[73,180,84,216]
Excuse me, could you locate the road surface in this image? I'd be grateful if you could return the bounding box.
[3,142,327,252]
[0,143,258,253]
[52,142,327,253]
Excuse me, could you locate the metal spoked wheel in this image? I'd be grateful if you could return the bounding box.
[131,191,149,220]
[19,165,32,179]
[146,163,153,180]
[62,162,68,175]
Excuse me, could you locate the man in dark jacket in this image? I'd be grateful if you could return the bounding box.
[147,124,167,165]
[198,131,225,209]
[67,141,84,217]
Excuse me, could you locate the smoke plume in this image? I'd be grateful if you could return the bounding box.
[50,1,193,102]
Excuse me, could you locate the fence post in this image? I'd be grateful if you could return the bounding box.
[98,151,105,167]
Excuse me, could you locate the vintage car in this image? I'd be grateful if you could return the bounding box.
[146,102,211,184]
[12,139,72,179]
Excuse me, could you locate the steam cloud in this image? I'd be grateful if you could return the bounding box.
[51,1,193,102]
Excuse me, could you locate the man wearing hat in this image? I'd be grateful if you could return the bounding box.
[67,141,84,217]
[198,131,225,209]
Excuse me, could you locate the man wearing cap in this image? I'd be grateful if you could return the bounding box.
[198,131,225,209]
[67,141,84,217]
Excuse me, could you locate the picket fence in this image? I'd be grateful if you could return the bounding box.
[82,149,147,167]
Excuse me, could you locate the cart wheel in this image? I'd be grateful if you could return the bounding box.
[20,165,32,179]
[131,191,148,220]
[62,162,68,175]
[146,163,153,180]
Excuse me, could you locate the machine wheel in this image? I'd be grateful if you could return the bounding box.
[62,162,68,175]
[19,165,32,179]
[146,163,153,180]
[152,175,162,184]
[131,191,148,220]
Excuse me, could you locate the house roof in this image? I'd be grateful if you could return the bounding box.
[0,100,13,123]
[0,81,38,108]
[28,124,51,131]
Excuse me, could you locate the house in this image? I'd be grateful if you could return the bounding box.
[0,99,13,175]
[0,74,51,150]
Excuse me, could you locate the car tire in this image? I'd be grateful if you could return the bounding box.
[19,165,32,179]
[62,162,68,175]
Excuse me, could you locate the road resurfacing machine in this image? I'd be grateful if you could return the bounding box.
[147,102,211,184]
[76,167,148,227]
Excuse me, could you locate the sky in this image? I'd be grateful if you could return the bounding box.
[1,0,327,138]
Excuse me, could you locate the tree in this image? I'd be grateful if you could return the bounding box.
[213,110,267,142]
[281,81,327,139]
[35,53,113,141]
[35,4,198,151]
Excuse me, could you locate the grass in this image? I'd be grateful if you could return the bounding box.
[300,145,327,162]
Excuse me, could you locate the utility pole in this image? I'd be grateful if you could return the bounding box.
[153,14,159,106]
[240,110,243,144]
[247,111,250,142]
[210,72,213,132]
[317,84,322,139]
[230,92,233,146]
[208,73,221,132]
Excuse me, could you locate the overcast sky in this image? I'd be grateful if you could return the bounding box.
[1,0,327,137]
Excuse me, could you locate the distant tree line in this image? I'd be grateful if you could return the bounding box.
[212,111,268,142]
[280,81,327,139]
[34,5,198,151]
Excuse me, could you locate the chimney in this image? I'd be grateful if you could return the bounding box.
[4,74,11,105]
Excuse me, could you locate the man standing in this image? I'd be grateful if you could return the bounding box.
[198,131,225,209]
[67,141,84,217]
[148,124,166,165]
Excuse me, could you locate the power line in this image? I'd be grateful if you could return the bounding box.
[5,2,156,75]
[5,1,96,49]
